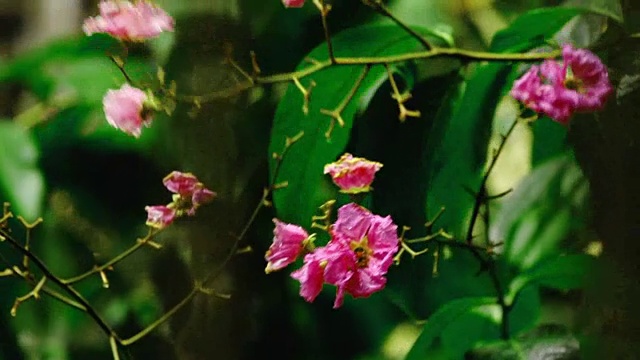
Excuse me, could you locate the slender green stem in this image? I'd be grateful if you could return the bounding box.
[173,47,560,103]
[121,287,198,346]
[363,0,432,50]
[466,118,519,244]
[62,229,157,285]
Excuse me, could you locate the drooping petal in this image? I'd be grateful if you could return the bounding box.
[103,84,150,137]
[291,253,325,303]
[265,219,309,273]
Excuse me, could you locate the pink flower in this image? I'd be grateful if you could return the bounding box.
[511,44,613,124]
[561,44,613,111]
[266,219,310,273]
[103,84,152,138]
[282,0,305,8]
[162,171,216,215]
[83,0,174,42]
[163,171,200,195]
[145,205,175,229]
[291,242,345,303]
[324,153,383,194]
[291,203,399,308]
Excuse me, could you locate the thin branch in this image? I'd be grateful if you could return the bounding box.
[171,48,561,104]
[0,229,118,340]
[62,228,159,285]
[466,118,519,244]
[363,0,432,50]
[117,131,304,346]
[313,0,336,64]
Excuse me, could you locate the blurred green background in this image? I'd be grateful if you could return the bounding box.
[0,0,637,359]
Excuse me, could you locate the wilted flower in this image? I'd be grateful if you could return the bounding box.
[282,0,305,8]
[83,0,174,41]
[103,84,153,138]
[145,205,175,229]
[324,153,383,194]
[266,219,311,274]
[511,44,613,124]
[291,203,399,308]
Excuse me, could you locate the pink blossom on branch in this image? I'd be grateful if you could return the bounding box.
[324,153,383,194]
[145,205,175,229]
[103,84,153,138]
[83,0,174,42]
[162,171,216,215]
[511,44,613,124]
[282,0,305,8]
[265,219,310,273]
[291,203,399,308]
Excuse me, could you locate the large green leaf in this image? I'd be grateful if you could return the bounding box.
[0,122,45,221]
[405,297,497,360]
[268,23,448,227]
[490,153,589,271]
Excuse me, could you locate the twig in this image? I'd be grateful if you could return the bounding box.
[466,118,518,244]
[0,229,118,340]
[362,0,432,50]
[313,0,336,64]
[62,228,159,285]
[384,64,420,122]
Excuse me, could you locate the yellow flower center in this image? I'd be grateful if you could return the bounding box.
[350,236,373,268]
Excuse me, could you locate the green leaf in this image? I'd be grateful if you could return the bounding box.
[490,7,583,52]
[564,0,624,23]
[507,254,598,304]
[405,297,497,360]
[491,153,589,271]
[268,23,448,227]
[0,122,45,221]
[425,63,512,238]
[531,118,569,167]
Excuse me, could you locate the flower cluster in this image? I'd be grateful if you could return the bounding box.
[83,0,174,42]
[266,153,397,308]
[324,153,383,194]
[145,171,216,229]
[266,203,399,308]
[511,44,613,124]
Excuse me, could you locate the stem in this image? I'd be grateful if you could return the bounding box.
[314,0,336,64]
[466,118,518,244]
[121,287,198,346]
[172,47,560,103]
[62,229,158,285]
